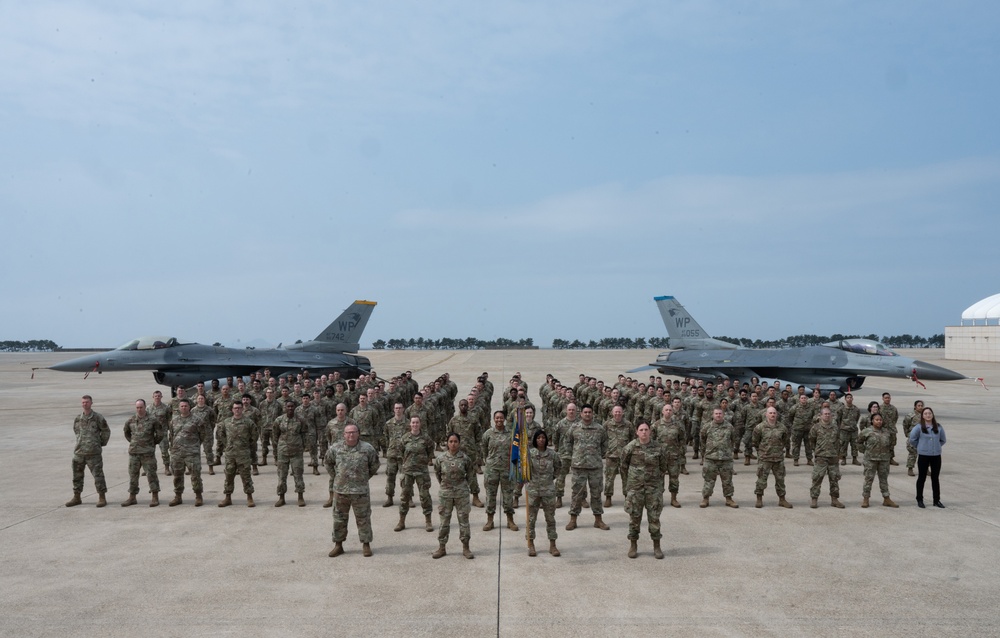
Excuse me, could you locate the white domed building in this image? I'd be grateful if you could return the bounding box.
[946,293,1000,362]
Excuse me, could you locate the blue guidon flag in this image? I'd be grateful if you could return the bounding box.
[509,407,530,484]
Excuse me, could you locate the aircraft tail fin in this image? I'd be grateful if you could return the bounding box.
[290,300,377,352]
[654,296,738,350]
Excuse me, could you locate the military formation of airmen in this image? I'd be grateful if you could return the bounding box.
[66,367,936,560]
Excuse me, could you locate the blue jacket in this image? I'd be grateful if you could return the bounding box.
[908,423,946,456]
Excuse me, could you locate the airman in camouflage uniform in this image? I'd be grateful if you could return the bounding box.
[394,417,436,533]
[191,394,216,474]
[740,393,764,464]
[752,407,792,508]
[881,393,900,466]
[168,399,205,506]
[603,405,634,506]
[808,407,844,508]
[700,408,738,508]
[216,401,257,507]
[296,394,325,475]
[550,404,580,507]
[902,400,924,476]
[787,394,816,466]
[566,405,610,531]
[858,413,898,508]
[481,411,518,532]
[273,400,306,507]
[525,430,561,557]
[258,388,283,466]
[382,402,409,507]
[149,390,173,475]
[651,404,686,508]
[432,432,477,559]
[66,395,111,508]
[325,424,380,557]
[621,423,668,559]
[837,393,862,465]
[122,399,163,507]
[446,399,484,507]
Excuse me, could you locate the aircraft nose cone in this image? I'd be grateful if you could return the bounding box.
[49,355,99,372]
[911,360,965,382]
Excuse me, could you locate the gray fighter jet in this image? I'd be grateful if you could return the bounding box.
[43,300,377,388]
[642,295,966,395]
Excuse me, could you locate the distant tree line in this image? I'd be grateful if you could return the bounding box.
[372,337,536,350]
[1,340,60,352]
[548,333,945,350]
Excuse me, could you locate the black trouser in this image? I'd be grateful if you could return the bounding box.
[915,454,942,503]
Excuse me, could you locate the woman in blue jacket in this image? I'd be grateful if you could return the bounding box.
[908,407,946,508]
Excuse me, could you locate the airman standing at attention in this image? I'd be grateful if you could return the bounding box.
[191,394,217,474]
[432,432,477,559]
[482,410,518,532]
[122,399,163,507]
[565,405,610,531]
[325,424,380,558]
[382,402,409,508]
[66,395,111,508]
[837,393,862,465]
[272,400,306,507]
[296,394,324,476]
[603,405,634,507]
[148,390,173,476]
[550,403,580,508]
[881,392,900,466]
[651,404,686,508]
[168,399,204,506]
[752,407,792,508]
[902,400,925,477]
[809,407,844,508]
[787,394,816,467]
[446,399,484,508]
[700,409,738,508]
[859,413,897,508]
[621,422,668,559]
[394,416,436,533]
[216,401,257,508]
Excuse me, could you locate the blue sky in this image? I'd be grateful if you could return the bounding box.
[2,1,998,348]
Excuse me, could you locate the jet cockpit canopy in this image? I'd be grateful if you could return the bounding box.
[823,338,897,357]
[115,336,189,351]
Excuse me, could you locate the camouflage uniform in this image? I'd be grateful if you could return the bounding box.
[434,450,476,545]
[148,401,173,469]
[124,413,163,495]
[740,401,764,457]
[551,417,579,499]
[169,413,204,495]
[567,419,608,517]
[752,419,789,497]
[481,426,515,516]
[383,416,409,499]
[700,418,735,499]
[326,416,354,448]
[296,402,326,469]
[621,438,669,541]
[838,403,861,461]
[273,413,306,497]
[446,413,482,497]
[398,431,435,517]
[603,418,634,498]
[787,400,816,463]
[190,403,216,464]
[217,415,256,496]
[325,440,380,543]
[859,426,893,498]
[71,410,111,494]
[808,418,841,499]
[258,397,283,461]
[526,446,561,542]
[902,409,921,470]
[881,402,900,461]
[651,418,685,494]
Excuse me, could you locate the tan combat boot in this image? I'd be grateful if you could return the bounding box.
[794,459,800,466]
[323,491,334,508]
[603,495,612,508]
[908,468,915,476]
[252,465,259,476]
[831,496,845,508]
[628,540,638,559]
[506,513,519,531]
[483,514,495,531]
[556,497,563,508]
[653,539,664,560]
[593,515,609,530]
[778,497,793,509]
[425,515,435,532]
[744,457,751,466]
[807,459,814,466]
[297,492,305,507]
[463,541,474,559]
[208,465,215,475]
[194,492,203,507]
[810,497,818,509]
[362,543,372,557]
[471,494,484,508]
[394,514,407,532]
[169,492,182,507]
[527,540,536,556]
[261,453,268,466]
[246,494,255,507]
[861,496,870,508]
[382,495,394,508]
[96,492,107,508]
[852,458,861,466]
[565,515,577,531]
[328,542,344,557]
[218,494,232,508]
[275,494,285,507]
[670,492,681,508]
[549,540,560,557]
[149,491,159,507]
[700,497,710,508]
[312,466,320,476]
[883,497,898,508]
[725,497,739,508]
[121,494,137,507]
[755,495,763,508]
[432,544,447,559]
[66,491,82,507]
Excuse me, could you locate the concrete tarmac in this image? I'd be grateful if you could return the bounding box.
[2,349,999,637]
